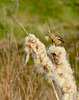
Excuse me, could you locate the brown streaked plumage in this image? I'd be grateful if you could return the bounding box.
[46,33,65,45]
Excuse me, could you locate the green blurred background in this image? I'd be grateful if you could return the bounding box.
[0,0,79,93]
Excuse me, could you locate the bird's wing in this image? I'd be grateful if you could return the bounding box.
[55,34,65,43]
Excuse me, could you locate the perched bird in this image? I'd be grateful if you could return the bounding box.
[46,33,65,46]
[45,20,65,46]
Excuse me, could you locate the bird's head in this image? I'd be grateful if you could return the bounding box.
[45,33,53,41]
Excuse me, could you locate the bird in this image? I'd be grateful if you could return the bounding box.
[46,33,65,46]
[45,20,65,46]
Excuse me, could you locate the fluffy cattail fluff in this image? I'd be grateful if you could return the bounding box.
[48,45,77,100]
[25,34,60,100]
[25,34,55,80]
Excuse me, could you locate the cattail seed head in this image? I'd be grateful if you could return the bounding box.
[25,34,55,81]
[48,45,77,100]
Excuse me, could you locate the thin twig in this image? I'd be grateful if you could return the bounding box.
[12,15,29,36]
[45,20,51,33]
[50,80,60,100]
[16,72,29,100]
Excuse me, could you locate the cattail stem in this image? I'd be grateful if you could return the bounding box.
[12,15,29,35]
[50,80,60,100]
[45,20,51,33]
